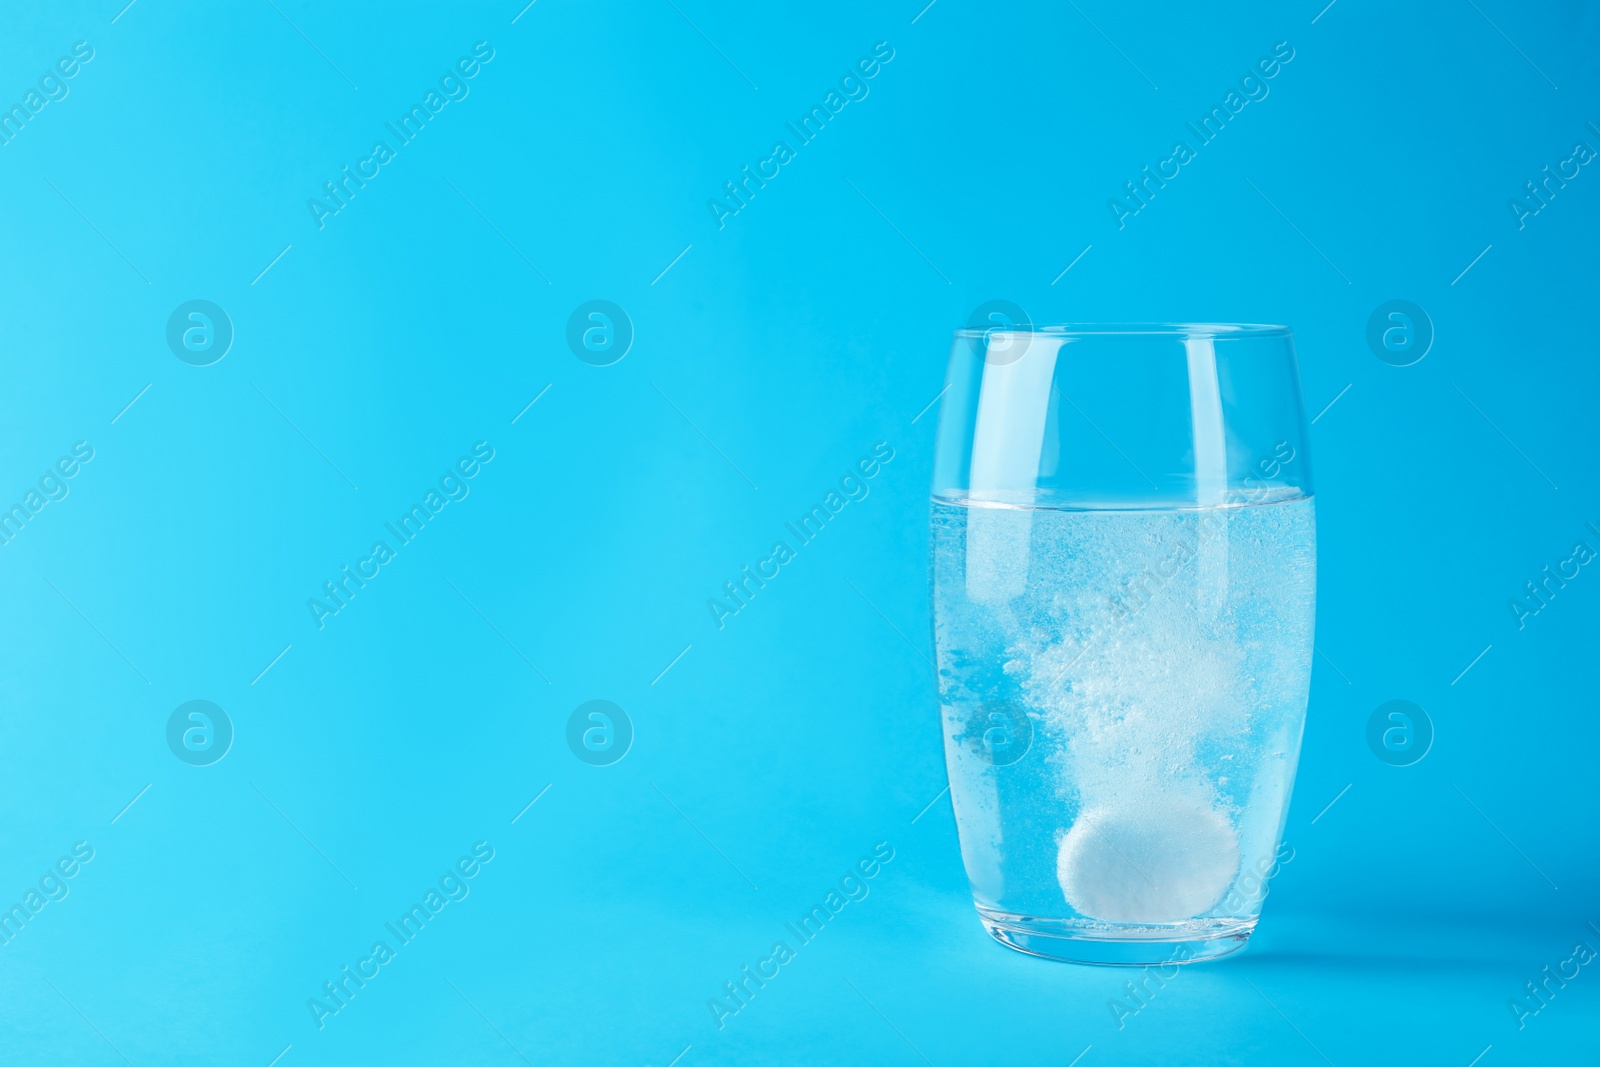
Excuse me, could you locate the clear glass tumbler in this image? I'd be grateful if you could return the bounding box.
[929,323,1315,965]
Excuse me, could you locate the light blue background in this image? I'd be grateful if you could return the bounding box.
[0,1,1596,1064]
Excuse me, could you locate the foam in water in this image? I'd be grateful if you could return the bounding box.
[932,495,1314,927]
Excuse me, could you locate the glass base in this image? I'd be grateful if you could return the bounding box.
[977,907,1256,966]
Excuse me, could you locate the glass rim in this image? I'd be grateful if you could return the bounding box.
[952,322,1292,339]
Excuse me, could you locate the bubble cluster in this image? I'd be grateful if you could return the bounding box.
[933,496,1315,925]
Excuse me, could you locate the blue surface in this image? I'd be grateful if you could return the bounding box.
[0,1,1596,1064]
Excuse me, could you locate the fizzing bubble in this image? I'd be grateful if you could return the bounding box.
[932,496,1314,928]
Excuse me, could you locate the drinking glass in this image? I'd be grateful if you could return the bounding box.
[929,323,1315,965]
